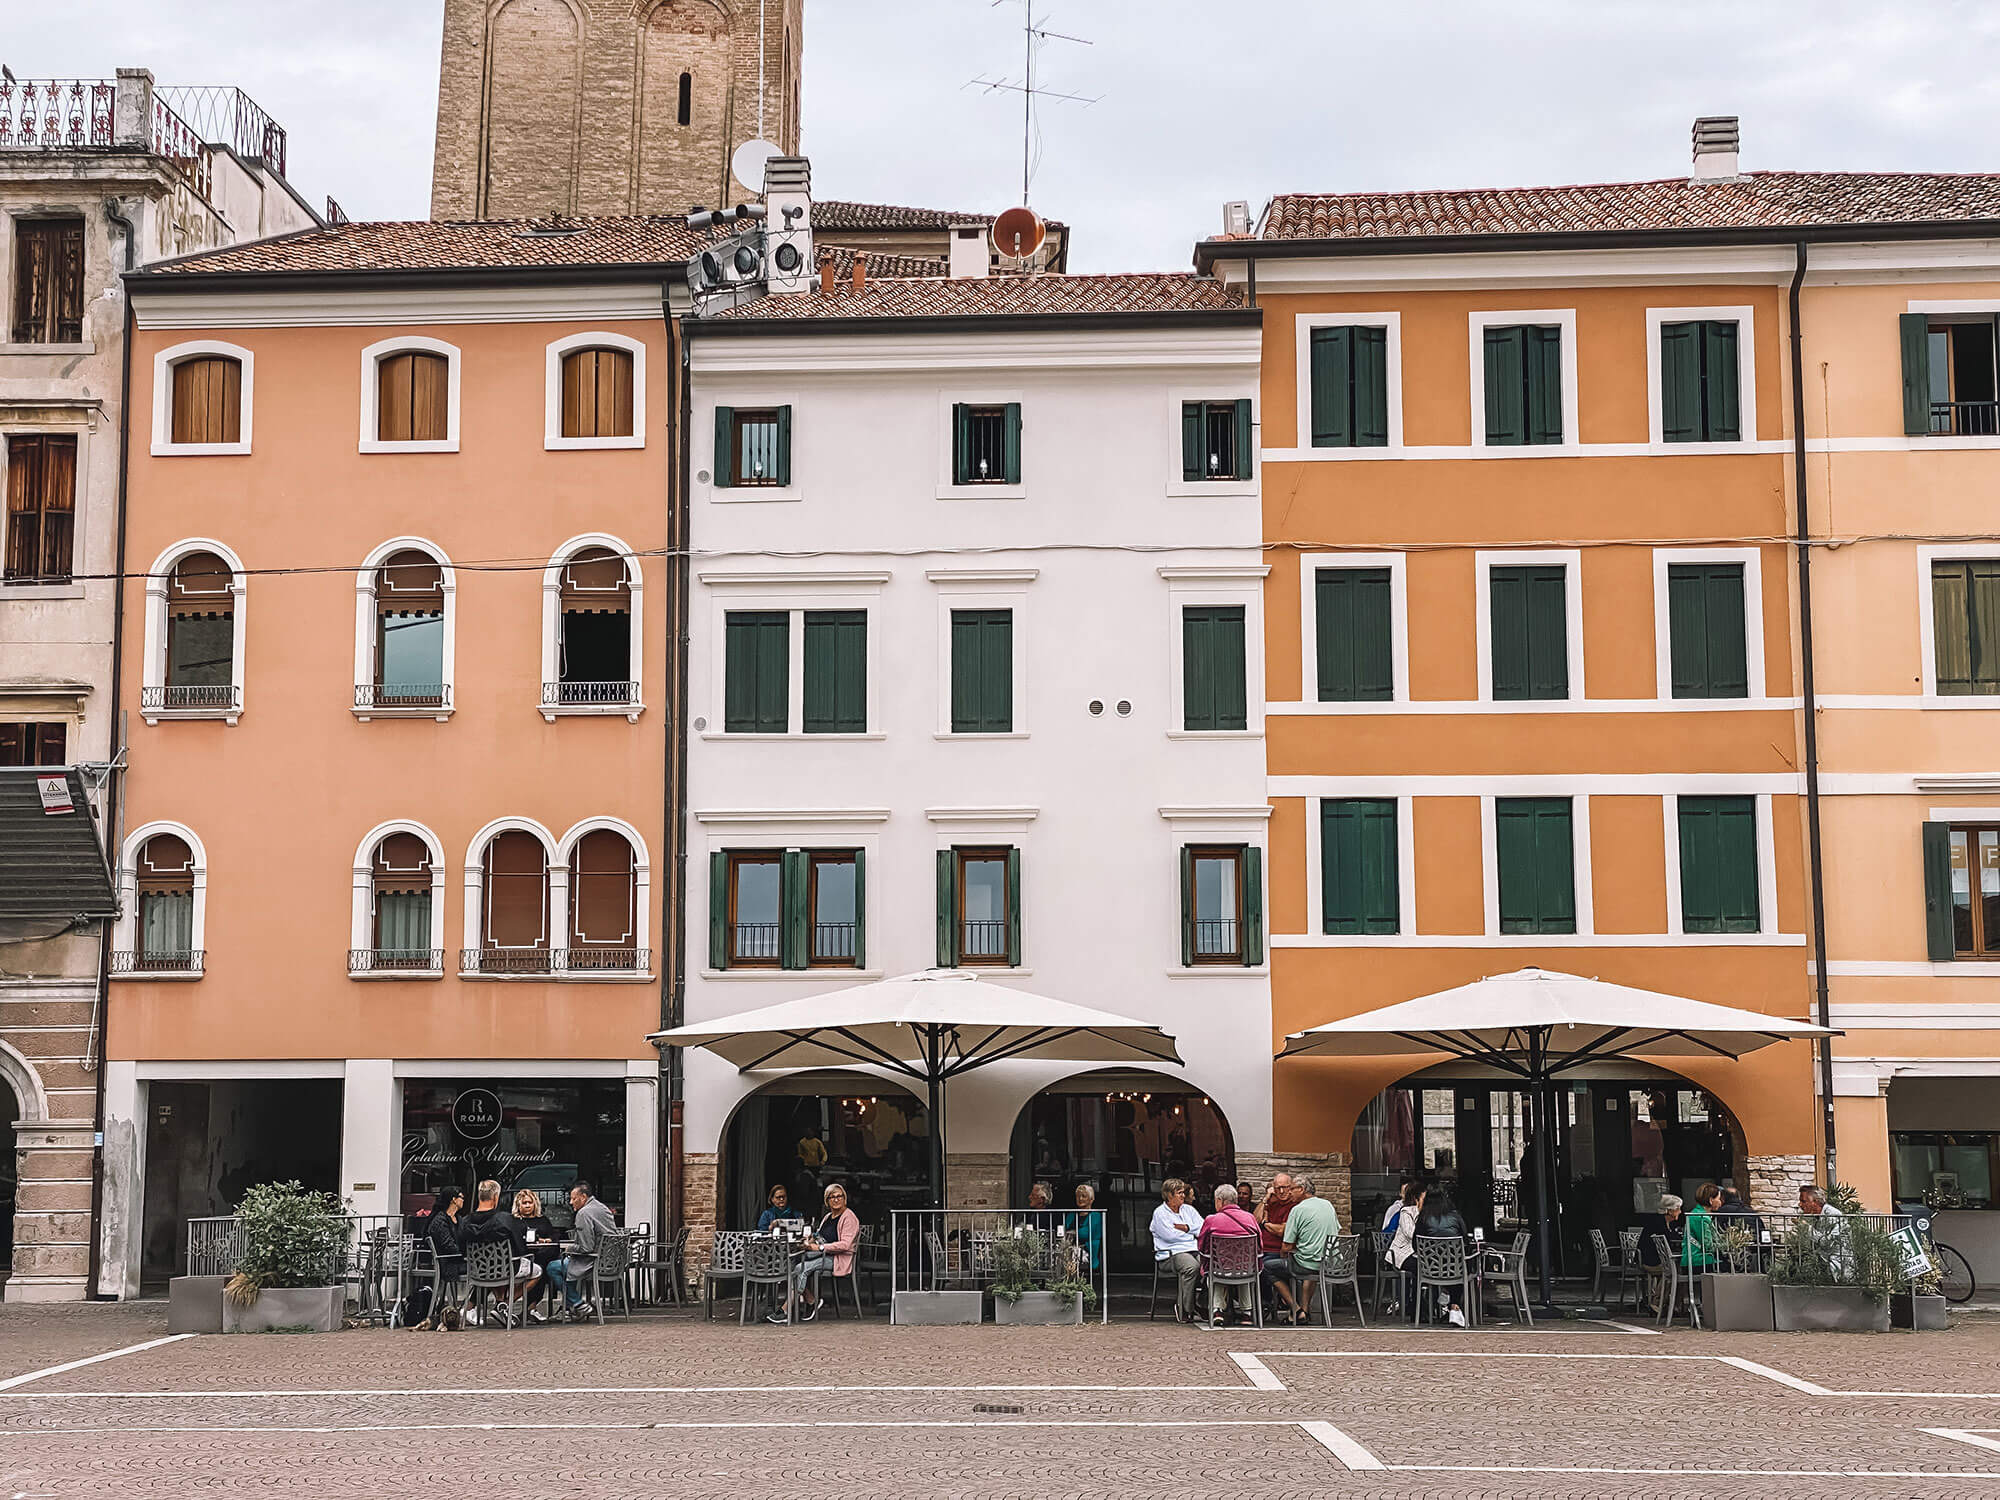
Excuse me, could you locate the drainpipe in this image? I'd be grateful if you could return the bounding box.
[660,295,694,1238]
[1789,240,1838,1184]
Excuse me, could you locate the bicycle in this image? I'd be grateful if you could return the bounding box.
[1907,1201,1978,1304]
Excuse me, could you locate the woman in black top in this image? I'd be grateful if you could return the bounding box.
[426,1185,467,1290]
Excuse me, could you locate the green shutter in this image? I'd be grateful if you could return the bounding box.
[1497,797,1574,934]
[1353,325,1388,447]
[1704,322,1741,441]
[1005,846,1022,967]
[1483,326,1526,445]
[724,611,789,733]
[1660,322,1701,443]
[950,610,1012,733]
[851,847,866,969]
[1321,799,1398,935]
[952,403,972,483]
[1901,312,1933,436]
[1232,398,1254,478]
[1178,846,1195,967]
[1923,821,1957,961]
[774,404,792,486]
[1489,565,1567,701]
[1316,567,1393,702]
[780,849,808,969]
[1181,402,1204,482]
[936,850,958,968]
[1679,796,1758,933]
[803,611,865,733]
[1183,605,1247,731]
[1309,326,1352,448]
[712,405,735,487]
[1242,845,1263,966]
[1668,563,1747,700]
[1001,402,1022,484]
[1525,324,1564,445]
[708,851,729,970]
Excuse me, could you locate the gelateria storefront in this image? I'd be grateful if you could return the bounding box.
[400,1080,627,1227]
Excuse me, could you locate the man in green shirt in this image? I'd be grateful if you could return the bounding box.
[1281,1177,1342,1323]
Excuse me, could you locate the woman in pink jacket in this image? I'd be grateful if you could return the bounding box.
[780,1182,860,1323]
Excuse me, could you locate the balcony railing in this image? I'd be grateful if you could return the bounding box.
[553,947,651,973]
[149,91,212,201]
[0,80,114,150]
[812,923,858,963]
[459,947,553,976]
[354,683,450,711]
[155,86,287,178]
[142,684,240,712]
[961,919,1009,961]
[111,949,205,976]
[543,680,640,708]
[1930,401,2000,437]
[1191,918,1241,961]
[348,948,444,975]
[730,923,781,964]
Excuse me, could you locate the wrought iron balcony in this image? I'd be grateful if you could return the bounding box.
[0,80,114,150]
[348,948,444,975]
[961,919,1009,962]
[111,949,204,976]
[1191,918,1242,962]
[811,923,858,963]
[542,680,640,708]
[553,947,651,974]
[459,947,553,976]
[142,683,240,712]
[1930,401,2000,437]
[354,683,450,711]
[155,85,287,178]
[730,923,780,964]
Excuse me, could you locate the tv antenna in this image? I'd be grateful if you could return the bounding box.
[967,0,1099,208]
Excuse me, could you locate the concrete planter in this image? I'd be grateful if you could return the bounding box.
[992,1290,1084,1326]
[220,1284,344,1334]
[1770,1284,1890,1333]
[167,1275,229,1334]
[1891,1291,1949,1331]
[1701,1272,1774,1332]
[891,1289,982,1326]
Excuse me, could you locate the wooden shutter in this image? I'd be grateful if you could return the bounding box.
[1923,821,1957,961]
[1309,326,1352,448]
[483,831,548,950]
[780,849,808,970]
[1004,846,1022,966]
[1483,326,1527,445]
[1001,403,1022,484]
[1178,846,1195,966]
[171,357,243,445]
[950,610,1011,733]
[1352,325,1388,447]
[935,850,958,967]
[1668,563,1747,699]
[803,610,866,733]
[10,220,83,344]
[708,851,730,970]
[1231,398,1254,478]
[1489,565,1568,700]
[712,405,735,486]
[1241,845,1263,966]
[4,434,75,582]
[1704,321,1741,441]
[724,611,789,732]
[1525,324,1564,444]
[378,351,449,442]
[1182,606,1247,731]
[1901,312,1933,436]
[1321,799,1398,935]
[1497,798,1574,934]
[774,405,792,486]
[1678,796,1758,933]
[1660,322,1701,443]
[561,347,634,439]
[851,848,866,969]
[1181,402,1204,481]
[1315,567,1393,702]
[951,404,972,484]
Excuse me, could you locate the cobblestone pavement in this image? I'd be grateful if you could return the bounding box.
[3,1302,2000,1497]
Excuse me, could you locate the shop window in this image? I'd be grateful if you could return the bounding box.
[10,218,84,344]
[1890,1131,1996,1208]
[3,433,76,583]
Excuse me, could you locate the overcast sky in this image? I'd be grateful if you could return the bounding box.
[12,1,2000,271]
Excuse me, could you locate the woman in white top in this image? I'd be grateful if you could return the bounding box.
[1385,1186,1423,1321]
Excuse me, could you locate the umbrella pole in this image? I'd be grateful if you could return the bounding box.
[1530,1030,1557,1309]
[925,1028,946,1209]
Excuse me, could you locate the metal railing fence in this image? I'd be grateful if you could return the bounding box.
[888,1209,1109,1324]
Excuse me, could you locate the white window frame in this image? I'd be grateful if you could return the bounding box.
[353,536,457,721]
[1651,546,1767,702]
[1293,311,1403,456]
[349,820,447,978]
[1164,385,1259,497]
[1917,542,2000,706]
[1644,306,1757,449]
[150,340,254,456]
[1467,309,1580,453]
[1301,551,1409,706]
[936,389,1027,500]
[1474,548,1585,704]
[359,335,461,454]
[544,330,646,451]
[140,537,247,725]
[461,816,560,979]
[930,569,1036,740]
[1663,792,1778,939]
[556,816,653,979]
[112,821,208,980]
[1301,794,1416,944]
[1160,565,1269,740]
[0,421,90,601]
[542,532,646,722]
[1481,793,1595,938]
[696,571,890,739]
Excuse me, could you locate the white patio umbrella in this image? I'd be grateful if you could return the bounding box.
[651,968,1182,1206]
[1279,967,1837,1304]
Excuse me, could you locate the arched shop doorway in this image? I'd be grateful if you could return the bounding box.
[1009,1070,1235,1275]
[718,1073,930,1234]
[1351,1068,1743,1276]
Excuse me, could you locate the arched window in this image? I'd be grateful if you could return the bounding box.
[361,337,459,453]
[475,829,550,974]
[152,341,253,455]
[544,332,646,451]
[677,70,692,127]
[142,541,245,723]
[112,823,207,978]
[373,551,445,707]
[566,828,638,971]
[350,823,446,976]
[542,540,644,717]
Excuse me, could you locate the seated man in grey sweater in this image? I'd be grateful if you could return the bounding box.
[546,1180,619,1319]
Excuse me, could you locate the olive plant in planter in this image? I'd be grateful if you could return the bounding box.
[1769,1214,1896,1333]
[1700,1223,1774,1332]
[220,1181,350,1334]
[988,1229,1094,1326]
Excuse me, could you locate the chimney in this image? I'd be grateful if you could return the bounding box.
[114,68,154,150]
[1222,200,1252,237]
[851,252,867,292]
[761,154,813,295]
[949,222,990,279]
[1691,116,1740,182]
[819,250,835,293]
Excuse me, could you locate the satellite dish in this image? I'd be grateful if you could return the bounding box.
[992,205,1047,261]
[732,138,781,194]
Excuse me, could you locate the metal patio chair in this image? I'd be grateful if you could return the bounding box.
[1651,1232,1700,1330]
[1314,1233,1368,1328]
[1589,1228,1618,1304]
[1372,1227,1400,1318]
[588,1231,634,1323]
[1202,1232,1263,1329]
[463,1240,526,1331]
[1411,1234,1476,1327]
[1483,1231,1534,1326]
[704,1230,752,1320]
[1617,1227,1645,1308]
[742,1235,794,1326]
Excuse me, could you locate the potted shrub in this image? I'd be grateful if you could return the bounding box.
[1701,1222,1774,1331]
[1769,1213,1895,1333]
[219,1181,350,1334]
[988,1229,1093,1326]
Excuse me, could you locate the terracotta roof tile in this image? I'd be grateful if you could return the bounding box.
[138,215,708,277]
[706,271,1245,323]
[1260,171,2000,241]
[817,245,948,279]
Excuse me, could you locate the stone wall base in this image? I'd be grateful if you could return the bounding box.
[683,1151,718,1283]
[1747,1153,1818,1214]
[2,1274,87,1304]
[1237,1151,1353,1228]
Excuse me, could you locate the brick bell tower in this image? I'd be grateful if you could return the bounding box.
[430,0,804,220]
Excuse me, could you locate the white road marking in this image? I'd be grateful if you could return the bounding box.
[0,1418,1315,1438]
[1299,1419,1384,1470]
[1844,1392,2000,1401]
[1228,1353,1284,1390]
[1929,1430,2000,1456]
[1716,1357,1833,1396]
[1387,1464,2000,1479]
[1248,1350,1709,1361]
[1597,1320,1661,1336]
[0,1335,192,1393]
[0,1382,1256,1401]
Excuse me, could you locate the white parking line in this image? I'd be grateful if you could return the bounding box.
[0,1382,1257,1401]
[1715,1357,1833,1396]
[1597,1320,1662,1336]
[0,1418,1314,1439]
[1228,1353,1285,1390]
[1299,1419,1383,1470]
[0,1335,192,1393]
[1929,1430,2000,1457]
[1387,1464,2000,1479]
